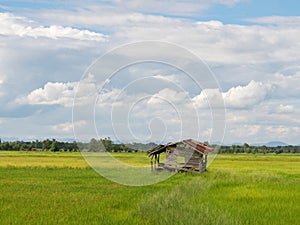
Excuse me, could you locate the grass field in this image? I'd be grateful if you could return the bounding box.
[0,151,299,225]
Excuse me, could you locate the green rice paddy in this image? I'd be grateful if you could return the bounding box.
[0,152,299,224]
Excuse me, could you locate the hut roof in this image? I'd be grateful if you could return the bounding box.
[147,139,213,156]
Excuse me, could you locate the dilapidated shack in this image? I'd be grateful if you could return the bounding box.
[147,139,213,173]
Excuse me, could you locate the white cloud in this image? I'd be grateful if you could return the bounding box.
[0,13,107,41]
[16,74,100,107]
[152,74,179,83]
[9,71,300,144]
[266,126,290,136]
[192,88,223,108]
[193,73,300,110]
[223,80,271,108]
[277,104,295,113]
[31,9,183,29]
[226,113,248,123]
[272,73,300,98]
[223,102,300,144]
[97,88,123,107]
[192,81,270,109]
[247,125,261,136]
[111,18,300,64]
[16,81,77,107]
[7,10,300,65]
[229,124,262,142]
[147,88,188,105]
[51,120,86,133]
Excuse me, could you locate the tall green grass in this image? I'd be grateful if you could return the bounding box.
[0,152,299,224]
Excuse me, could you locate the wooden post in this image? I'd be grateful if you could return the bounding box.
[150,155,154,172]
[154,154,157,172]
[199,157,201,172]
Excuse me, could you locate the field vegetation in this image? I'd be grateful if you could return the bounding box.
[0,151,299,224]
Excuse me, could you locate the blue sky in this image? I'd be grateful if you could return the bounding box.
[0,0,299,145]
[205,0,300,23]
[2,0,299,22]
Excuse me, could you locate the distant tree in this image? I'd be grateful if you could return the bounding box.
[251,146,258,154]
[42,139,51,150]
[275,148,283,154]
[230,145,236,153]
[102,138,112,152]
[243,143,250,153]
[3,142,11,151]
[120,144,128,152]
[88,138,103,152]
[68,141,79,152]
[49,139,59,152]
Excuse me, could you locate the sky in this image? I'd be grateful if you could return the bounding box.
[0,0,300,145]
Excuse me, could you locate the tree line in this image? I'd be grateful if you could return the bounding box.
[0,138,157,153]
[0,138,79,152]
[0,138,299,154]
[216,143,300,154]
[78,138,157,152]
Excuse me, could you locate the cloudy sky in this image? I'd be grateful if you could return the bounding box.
[0,0,299,145]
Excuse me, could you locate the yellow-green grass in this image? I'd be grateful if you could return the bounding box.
[0,152,299,225]
[0,151,151,168]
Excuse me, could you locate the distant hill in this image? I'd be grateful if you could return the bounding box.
[265,141,288,147]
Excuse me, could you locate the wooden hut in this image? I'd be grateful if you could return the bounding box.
[147,139,213,173]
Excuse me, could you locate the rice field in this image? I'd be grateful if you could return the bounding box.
[0,151,299,224]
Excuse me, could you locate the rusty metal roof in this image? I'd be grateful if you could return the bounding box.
[147,139,213,156]
[182,139,213,154]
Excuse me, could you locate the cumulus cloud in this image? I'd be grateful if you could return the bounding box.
[6,9,300,65]
[16,74,99,107]
[193,72,300,110]
[192,88,224,108]
[23,6,299,63]
[16,81,77,107]
[10,71,300,144]
[223,80,271,108]
[0,13,107,41]
[192,81,270,110]
[20,71,298,111]
[147,88,188,105]
[113,17,300,64]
